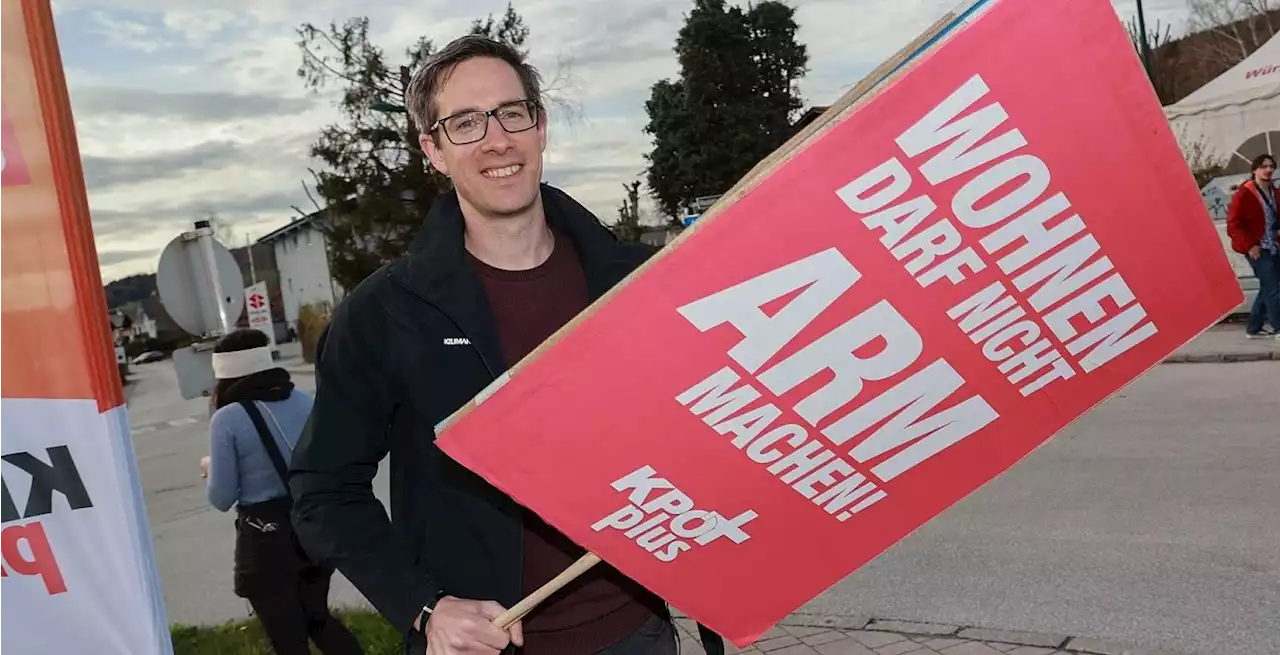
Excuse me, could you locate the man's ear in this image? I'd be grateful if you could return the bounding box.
[421,132,449,176]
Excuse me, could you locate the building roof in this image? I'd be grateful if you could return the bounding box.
[257,209,325,245]
[116,300,148,323]
[140,295,183,334]
[792,105,831,133]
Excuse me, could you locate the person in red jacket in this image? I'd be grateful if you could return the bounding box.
[1227,153,1279,338]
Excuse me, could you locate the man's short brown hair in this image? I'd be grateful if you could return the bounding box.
[406,35,543,139]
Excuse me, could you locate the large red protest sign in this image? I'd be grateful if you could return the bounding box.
[437,0,1241,646]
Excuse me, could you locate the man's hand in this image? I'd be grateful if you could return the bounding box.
[1248,245,1262,260]
[199,456,211,479]
[423,596,523,654]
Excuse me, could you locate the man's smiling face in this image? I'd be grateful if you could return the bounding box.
[422,56,547,221]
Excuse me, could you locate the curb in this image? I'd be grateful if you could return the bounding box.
[1162,350,1278,363]
[776,613,1190,655]
[673,611,1190,655]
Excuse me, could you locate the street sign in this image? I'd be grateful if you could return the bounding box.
[173,342,216,401]
[690,194,722,213]
[156,221,244,338]
[244,281,276,350]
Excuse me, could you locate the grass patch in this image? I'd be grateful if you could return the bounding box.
[170,608,403,655]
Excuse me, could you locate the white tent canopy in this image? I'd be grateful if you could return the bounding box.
[1165,33,1279,173]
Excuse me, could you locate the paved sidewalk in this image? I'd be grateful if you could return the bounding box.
[673,614,1185,655]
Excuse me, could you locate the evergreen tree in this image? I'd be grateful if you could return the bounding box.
[644,0,808,219]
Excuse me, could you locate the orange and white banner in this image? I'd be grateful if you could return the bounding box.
[2,1,173,653]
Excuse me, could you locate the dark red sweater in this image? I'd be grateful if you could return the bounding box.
[469,227,665,654]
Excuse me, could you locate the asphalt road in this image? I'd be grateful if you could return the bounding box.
[809,360,1280,655]
[127,357,1277,655]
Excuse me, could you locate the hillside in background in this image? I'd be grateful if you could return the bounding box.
[1142,7,1278,106]
[104,273,156,309]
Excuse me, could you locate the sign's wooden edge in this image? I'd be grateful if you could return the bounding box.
[435,0,993,436]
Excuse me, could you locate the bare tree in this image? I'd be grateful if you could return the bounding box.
[1186,0,1276,65]
[1239,0,1278,44]
[540,51,585,128]
[1179,131,1229,187]
[610,181,643,242]
[1128,16,1178,103]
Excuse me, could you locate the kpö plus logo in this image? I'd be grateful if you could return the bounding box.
[1,445,95,595]
[1,100,31,187]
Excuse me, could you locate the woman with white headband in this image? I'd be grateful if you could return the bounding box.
[199,328,364,655]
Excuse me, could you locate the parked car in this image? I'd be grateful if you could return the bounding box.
[132,350,165,364]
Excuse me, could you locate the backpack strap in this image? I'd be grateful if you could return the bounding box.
[238,400,290,489]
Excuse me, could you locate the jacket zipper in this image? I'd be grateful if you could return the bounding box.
[388,275,525,607]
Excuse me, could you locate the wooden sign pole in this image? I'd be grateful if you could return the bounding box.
[493,553,601,628]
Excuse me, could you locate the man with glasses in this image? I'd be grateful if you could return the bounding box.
[289,36,720,655]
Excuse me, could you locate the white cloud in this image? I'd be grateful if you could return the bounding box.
[159,9,241,45]
[87,10,169,52]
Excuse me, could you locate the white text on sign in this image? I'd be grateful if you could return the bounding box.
[675,247,999,521]
[591,465,758,562]
[837,73,1158,395]
[1,445,94,595]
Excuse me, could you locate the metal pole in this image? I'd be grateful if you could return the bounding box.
[247,233,257,285]
[196,222,232,336]
[1136,0,1152,74]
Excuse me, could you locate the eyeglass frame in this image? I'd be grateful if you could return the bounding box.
[427,99,543,145]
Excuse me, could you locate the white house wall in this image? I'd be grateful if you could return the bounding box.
[272,226,340,329]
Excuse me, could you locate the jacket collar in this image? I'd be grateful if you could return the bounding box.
[386,183,648,375]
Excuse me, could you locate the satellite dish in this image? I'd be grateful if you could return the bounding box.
[1225,131,1279,174]
[156,222,245,337]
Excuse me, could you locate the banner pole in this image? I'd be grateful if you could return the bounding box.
[492,552,602,628]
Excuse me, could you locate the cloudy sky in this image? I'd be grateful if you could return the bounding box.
[52,0,1193,282]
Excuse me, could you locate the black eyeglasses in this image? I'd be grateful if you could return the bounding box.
[429,100,541,145]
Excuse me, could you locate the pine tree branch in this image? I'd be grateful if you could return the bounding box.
[300,45,368,89]
[302,171,325,213]
[301,42,399,97]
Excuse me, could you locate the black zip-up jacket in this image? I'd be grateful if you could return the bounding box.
[288,183,723,654]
